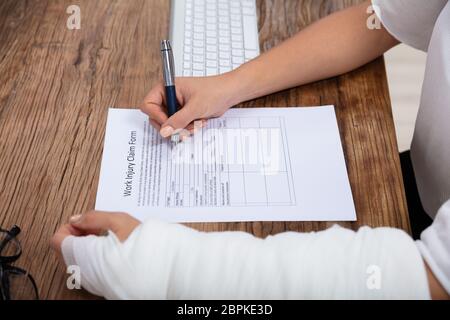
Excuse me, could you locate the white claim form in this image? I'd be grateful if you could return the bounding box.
[95,107,356,222]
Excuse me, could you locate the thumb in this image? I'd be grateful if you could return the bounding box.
[160,105,200,137]
[69,211,121,236]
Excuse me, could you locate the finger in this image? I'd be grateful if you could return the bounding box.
[140,86,169,125]
[150,119,161,131]
[160,105,201,137]
[50,225,71,251]
[69,211,120,235]
[148,104,168,126]
[70,211,140,241]
[180,120,207,140]
[50,224,82,253]
[186,119,207,132]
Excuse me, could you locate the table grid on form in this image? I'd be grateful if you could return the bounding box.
[164,116,297,208]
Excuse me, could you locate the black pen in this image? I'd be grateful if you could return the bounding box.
[161,40,178,118]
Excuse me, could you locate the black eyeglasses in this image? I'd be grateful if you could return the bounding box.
[0,225,39,300]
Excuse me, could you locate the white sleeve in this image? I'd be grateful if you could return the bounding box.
[372,0,448,51]
[61,219,430,300]
[416,199,450,295]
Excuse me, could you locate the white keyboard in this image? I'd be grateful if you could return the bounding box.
[170,0,260,77]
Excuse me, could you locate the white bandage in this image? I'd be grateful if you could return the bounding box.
[61,220,430,300]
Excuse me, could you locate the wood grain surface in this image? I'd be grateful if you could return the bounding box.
[0,0,409,299]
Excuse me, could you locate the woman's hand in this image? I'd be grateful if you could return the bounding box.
[140,73,241,138]
[51,211,141,257]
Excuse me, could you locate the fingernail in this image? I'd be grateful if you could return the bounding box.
[181,133,190,142]
[160,126,174,138]
[70,214,83,223]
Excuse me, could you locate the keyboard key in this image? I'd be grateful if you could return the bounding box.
[193,40,204,47]
[231,42,242,49]
[243,15,259,50]
[219,30,230,37]
[194,20,205,26]
[219,59,230,67]
[219,44,230,51]
[193,33,204,40]
[206,30,217,37]
[230,7,240,15]
[193,62,204,70]
[206,52,218,60]
[219,51,230,59]
[242,7,254,15]
[206,68,218,76]
[231,20,242,28]
[206,60,218,68]
[220,66,232,73]
[218,10,228,17]
[193,47,204,55]
[193,55,204,63]
[230,14,241,21]
[232,34,243,42]
[232,49,244,57]
[242,0,255,7]
[194,25,204,32]
[231,27,241,34]
[194,7,205,14]
[230,1,240,8]
[232,56,244,64]
[219,37,230,44]
[218,23,230,30]
[245,49,258,60]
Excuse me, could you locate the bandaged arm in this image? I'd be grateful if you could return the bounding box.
[61,217,433,299]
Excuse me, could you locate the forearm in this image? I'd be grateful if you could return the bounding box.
[62,220,429,300]
[225,0,398,105]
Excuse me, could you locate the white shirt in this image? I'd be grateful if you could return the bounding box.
[373,0,450,293]
[372,0,450,218]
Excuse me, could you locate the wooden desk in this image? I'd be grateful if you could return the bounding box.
[0,0,409,299]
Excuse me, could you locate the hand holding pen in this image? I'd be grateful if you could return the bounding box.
[140,40,238,139]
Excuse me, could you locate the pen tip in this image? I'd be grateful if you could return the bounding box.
[161,40,172,51]
[171,133,180,144]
